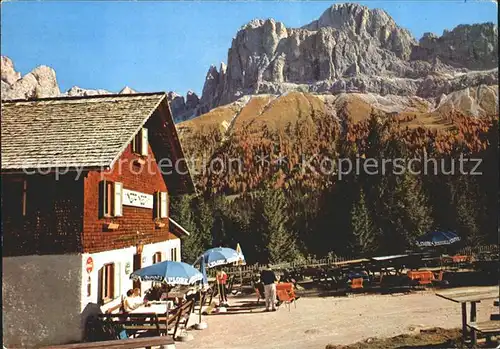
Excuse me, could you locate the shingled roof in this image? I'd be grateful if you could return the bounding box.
[1,92,195,194]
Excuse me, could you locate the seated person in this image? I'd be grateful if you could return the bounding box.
[160,284,172,301]
[123,288,147,312]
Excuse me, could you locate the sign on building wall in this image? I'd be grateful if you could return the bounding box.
[123,189,153,209]
[125,262,131,274]
[86,257,94,274]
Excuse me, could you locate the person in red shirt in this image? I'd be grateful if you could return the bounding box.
[216,270,229,304]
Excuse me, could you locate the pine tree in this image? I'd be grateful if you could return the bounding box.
[351,188,379,256]
[254,190,303,264]
[170,195,213,264]
[384,172,434,252]
[402,173,433,236]
[450,175,482,245]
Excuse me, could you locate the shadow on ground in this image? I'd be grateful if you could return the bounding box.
[324,328,477,349]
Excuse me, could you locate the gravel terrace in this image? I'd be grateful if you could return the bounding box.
[178,291,496,349]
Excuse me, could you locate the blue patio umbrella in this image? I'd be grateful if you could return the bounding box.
[130,260,203,285]
[416,231,461,247]
[198,247,245,269]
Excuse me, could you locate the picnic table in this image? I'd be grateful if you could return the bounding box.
[435,286,499,343]
[98,299,195,340]
[130,301,174,314]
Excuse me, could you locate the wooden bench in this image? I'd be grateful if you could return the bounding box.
[491,299,499,320]
[98,312,165,339]
[452,255,469,264]
[98,299,194,340]
[467,320,500,345]
[159,299,195,339]
[200,286,215,306]
[379,274,412,294]
[40,336,174,349]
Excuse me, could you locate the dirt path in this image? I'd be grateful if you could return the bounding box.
[178,292,496,349]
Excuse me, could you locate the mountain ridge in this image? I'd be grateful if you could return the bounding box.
[0,56,198,122]
[1,3,497,123]
[196,3,497,112]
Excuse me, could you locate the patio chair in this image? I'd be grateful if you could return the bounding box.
[350,278,364,289]
[276,288,296,311]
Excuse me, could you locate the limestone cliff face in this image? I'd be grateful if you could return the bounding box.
[199,3,498,111]
[167,91,201,123]
[412,23,498,70]
[1,56,60,100]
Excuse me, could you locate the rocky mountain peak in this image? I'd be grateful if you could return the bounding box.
[303,3,416,59]
[119,86,136,94]
[413,22,498,70]
[1,58,60,100]
[1,56,21,85]
[166,90,201,122]
[198,3,497,112]
[65,85,111,96]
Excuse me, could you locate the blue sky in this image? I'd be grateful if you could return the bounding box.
[1,1,497,96]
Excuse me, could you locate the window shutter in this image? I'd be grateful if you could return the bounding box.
[153,192,160,219]
[160,192,168,218]
[131,136,136,153]
[113,182,123,217]
[98,267,104,302]
[140,128,148,156]
[22,179,27,216]
[113,262,121,299]
[99,180,106,218]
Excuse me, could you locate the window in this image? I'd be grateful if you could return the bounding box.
[170,248,178,262]
[153,252,162,264]
[99,181,123,218]
[22,179,27,216]
[87,276,92,297]
[99,263,115,303]
[154,191,169,219]
[3,178,27,217]
[131,128,148,156]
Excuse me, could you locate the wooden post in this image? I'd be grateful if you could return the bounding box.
[239,266,243,291]
[461,302,467,341]
[166,290,170,331]
[198,289,202,323]
[470,302,477,345]
[216,274,222,305]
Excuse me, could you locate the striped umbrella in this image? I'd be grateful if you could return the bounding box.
[416,231,461,247]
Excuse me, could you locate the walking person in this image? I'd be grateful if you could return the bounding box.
[216,269,229,305]
[260,265,277,312]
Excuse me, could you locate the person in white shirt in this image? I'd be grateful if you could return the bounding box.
[123,288,146,313]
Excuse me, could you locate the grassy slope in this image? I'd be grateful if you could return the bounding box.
[176,89,496,193]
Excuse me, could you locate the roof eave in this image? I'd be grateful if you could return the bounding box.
[169,217,191,236]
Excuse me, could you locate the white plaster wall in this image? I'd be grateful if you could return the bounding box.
[2,239,182,348]
[3,254,83,348]
[81,238,181,313]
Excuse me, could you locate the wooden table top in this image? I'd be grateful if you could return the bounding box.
[436,286,499,303]
[130,301,173,314]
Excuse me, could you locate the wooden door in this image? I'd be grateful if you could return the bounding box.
[133,253,142,290]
